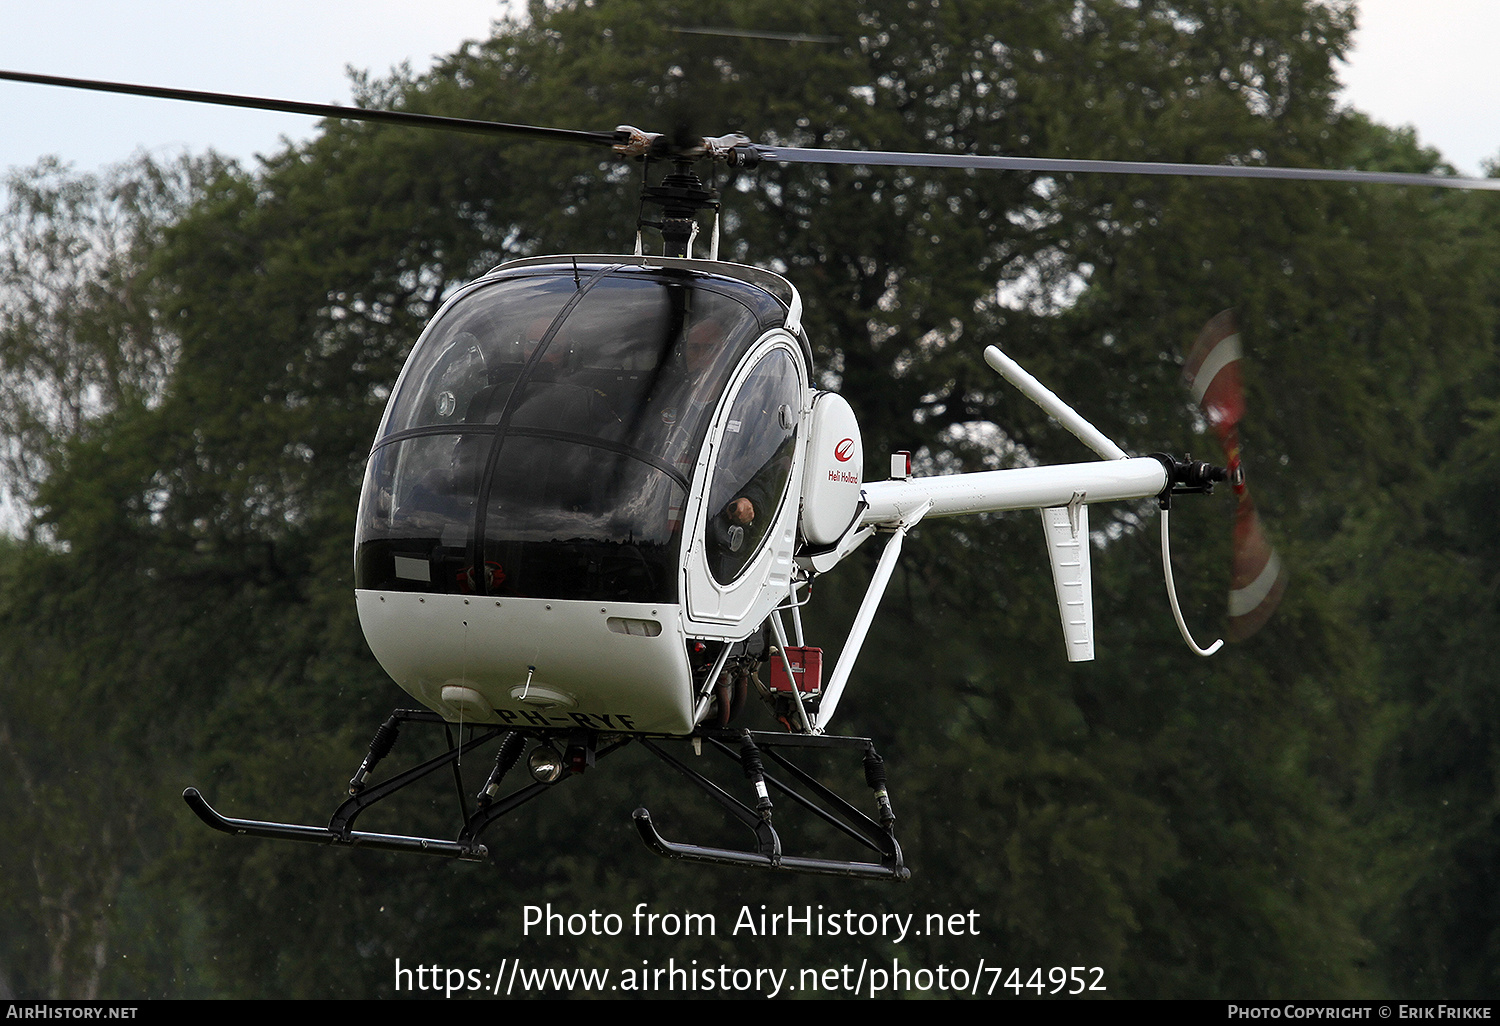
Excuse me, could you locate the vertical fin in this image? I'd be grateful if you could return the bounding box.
[1041,498,1094,662]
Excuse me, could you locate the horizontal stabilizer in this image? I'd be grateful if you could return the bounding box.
[1041,501,1094,662]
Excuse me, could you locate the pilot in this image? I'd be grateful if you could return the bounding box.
[707,430,792,576]
[702,353,797,579]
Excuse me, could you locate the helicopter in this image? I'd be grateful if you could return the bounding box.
[3,67,1494,882]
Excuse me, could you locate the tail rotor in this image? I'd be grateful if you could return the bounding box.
[1183,311,1288,641]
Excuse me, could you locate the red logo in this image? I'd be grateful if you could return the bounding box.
[834,438,854,462]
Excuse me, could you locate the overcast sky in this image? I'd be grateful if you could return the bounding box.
[0,1,1495,178]
[0,1,506,175]
[1340,0,1500,175]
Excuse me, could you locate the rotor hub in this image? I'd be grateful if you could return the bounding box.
[638,160,720,257]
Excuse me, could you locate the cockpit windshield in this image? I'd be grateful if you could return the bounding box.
[355,262,789,603]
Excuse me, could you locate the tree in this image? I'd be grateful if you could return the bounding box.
[0,156,219,525]
[7,0,1498,998]
[0,155,228,998]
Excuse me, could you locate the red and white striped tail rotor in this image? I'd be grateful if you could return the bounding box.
[1183,310,1287,641]
[1184,309,1246,444]
[1227,493,1287,641]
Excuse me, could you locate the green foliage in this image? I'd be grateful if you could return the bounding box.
[3,0,1499,1000]
[0,156,221,523]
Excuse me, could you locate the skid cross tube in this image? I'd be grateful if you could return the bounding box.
[185,715,636,864]
[187,712,910,879]
[186,717,507,861]
[327,725,505,839]
[636,737,782,859]
[718,737,903,864]
[457,737,633,847]
[631,731,909,880]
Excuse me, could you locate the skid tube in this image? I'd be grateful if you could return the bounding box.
[184,711,909,880]
[632,729,910,882]
[184,709,625,863]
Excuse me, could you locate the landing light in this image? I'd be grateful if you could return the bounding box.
[528,744,566,784]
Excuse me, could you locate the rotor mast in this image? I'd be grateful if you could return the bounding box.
[613,128,758,258]
[636,159,719,258]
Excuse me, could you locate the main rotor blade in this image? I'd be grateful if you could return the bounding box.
[0,68,621,148]
[671,27,842,44]
[755,144,1500,192]
[11,65,1496,191]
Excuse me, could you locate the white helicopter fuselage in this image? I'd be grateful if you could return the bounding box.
[354,256,840,733]
[354,255,1171,736]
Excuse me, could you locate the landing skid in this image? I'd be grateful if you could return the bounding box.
[632,732,907,881]
[183,710,909,881]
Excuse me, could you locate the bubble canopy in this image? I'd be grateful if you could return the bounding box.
[355,260,798,604]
